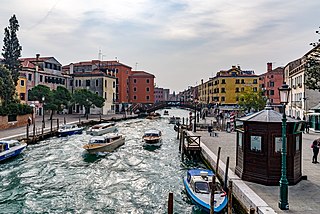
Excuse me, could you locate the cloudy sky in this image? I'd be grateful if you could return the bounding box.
[1,0,319,92]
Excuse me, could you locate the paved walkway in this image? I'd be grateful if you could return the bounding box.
[0,113,133,140]
[195,118,320,213]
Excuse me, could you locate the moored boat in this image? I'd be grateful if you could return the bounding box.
[163,110,169,116]
[142,129,162,146]
[183,169,228,213]
[169,116,181,125]
[0,140,27,162]
[83,133,125,154]
[86,122,116,136]
[58,124,84,137]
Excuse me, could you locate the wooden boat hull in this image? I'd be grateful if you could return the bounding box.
[83,138,125,154]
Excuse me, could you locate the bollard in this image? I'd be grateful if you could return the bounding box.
[168,192,173,214]
[64,117,66,124]
[57,119,59,130]
[227,180,233,214]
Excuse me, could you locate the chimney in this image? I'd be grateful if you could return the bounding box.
[267,62,272,72]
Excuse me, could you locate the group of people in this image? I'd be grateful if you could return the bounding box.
[312,138,320,163]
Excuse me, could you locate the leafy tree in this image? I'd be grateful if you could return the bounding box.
[53,86,73,112]
[0,65,16,106]
[238,90,267,113]
[305,28,320,91]
[2,14,22,86]
[73,89,105,118]
[28,85,52,102]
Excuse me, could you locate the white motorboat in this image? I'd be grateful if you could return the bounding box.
[0,140,27,162]
[83,133,125,154]
[58,124,83,137]
[86,122,116,136]
[183,169,228,213]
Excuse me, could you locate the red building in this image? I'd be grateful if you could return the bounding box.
[259,62,284,105]
[129,71,155,104]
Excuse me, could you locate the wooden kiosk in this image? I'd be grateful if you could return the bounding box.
[235,106,303,185]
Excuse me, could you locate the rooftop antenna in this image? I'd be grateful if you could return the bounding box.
[98,49,102,61]
[135,62,138,70]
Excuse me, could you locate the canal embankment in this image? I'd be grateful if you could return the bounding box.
[186,123,320,214]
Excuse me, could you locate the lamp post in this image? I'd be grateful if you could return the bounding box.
[42,96,45,128]
[278,83,291,210]
[193,99,198,132]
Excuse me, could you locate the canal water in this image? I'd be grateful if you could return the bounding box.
[0,108,225,214]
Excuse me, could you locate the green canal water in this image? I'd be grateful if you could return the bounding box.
[0,109,227,214]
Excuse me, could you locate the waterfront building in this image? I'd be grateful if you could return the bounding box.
[15,73,27,104]
[128,71,155,104]
[284,45,320,121]
[198,66,259,108]
[19,54,71,115]
[154,87,170,103]
[259,62,284,109]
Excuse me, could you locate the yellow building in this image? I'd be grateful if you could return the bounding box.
[16,74,27,104]
[198,66,259,106]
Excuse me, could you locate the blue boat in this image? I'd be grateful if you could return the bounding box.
[0,140,27,162]
[58,124,84,137]
[183,169,228,213]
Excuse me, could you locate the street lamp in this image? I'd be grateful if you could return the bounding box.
[193,99,198,132]
[278,83,291,210]
[42,96,45,128]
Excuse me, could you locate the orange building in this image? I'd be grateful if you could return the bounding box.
[128,71,155,104]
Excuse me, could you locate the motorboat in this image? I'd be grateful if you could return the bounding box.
[0,140,27,162]
[183,169,228,213]
[83,133,125,154]
[142,129,162,146]
[86,122,116,136]
[58,124,84,137]
[163,110,169,116]
[169,116,181,125]
[146,112,161,119]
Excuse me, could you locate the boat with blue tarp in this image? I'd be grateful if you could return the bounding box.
[0,140,27,162]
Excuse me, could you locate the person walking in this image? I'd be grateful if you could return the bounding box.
[311,138,320,163]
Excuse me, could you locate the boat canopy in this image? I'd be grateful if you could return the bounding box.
[89,136,106,144]
[144,130,161,137]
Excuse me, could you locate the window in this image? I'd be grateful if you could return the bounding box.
[95,91,99,95]
[146,79,150,83]
[241,87,244,92]
[275,137,282,153]
[70,80,73,86]
[221,97,225,101]
[20,80,25,86]
[134,79,137,83]
[238,132,243,149]
[253,87,257,92]
[20,93,25,101]
[270,82,274,87]
[235,79,240,84]
[105,80,107,87]
[86,80,90,87]
[40,75,43,82]
[134,95,137,100]
[235,88,239,93]
[270,90,274,95]
[241,79,245,84]
[221,79,226,84]
[250,136,262,152]
[221,88,226,93]
[113,81,115,88]
[96,79,99,87]
[253,79,257,84]
[79,80,82,86]
[146,87,150,92]
[105,92,107,99]
[146,95,150,100]
[28,73,32,81]
[75,80,78,87]
[134,87,137,92]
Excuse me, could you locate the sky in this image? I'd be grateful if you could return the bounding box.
[1,0,320,93]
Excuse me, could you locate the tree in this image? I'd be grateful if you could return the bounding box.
[73,89,105,119]
[238,90,267,113]
[0,65,16,106]
[305,28,320,91]
[2,14,22,86]
[53,86,73,113]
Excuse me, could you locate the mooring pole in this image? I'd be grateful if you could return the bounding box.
[227,180,233,214]
[64,117,66,124]
[215,147,221,180]
[168,192,173,214]
[26,124,29,142]
[210,175,216,214]
[224,156,230,192]
[177,124,180,140]
[57,119,59,131]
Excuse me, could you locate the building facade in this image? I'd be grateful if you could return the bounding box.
[259,62,284,106]
[128,71,155,104]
